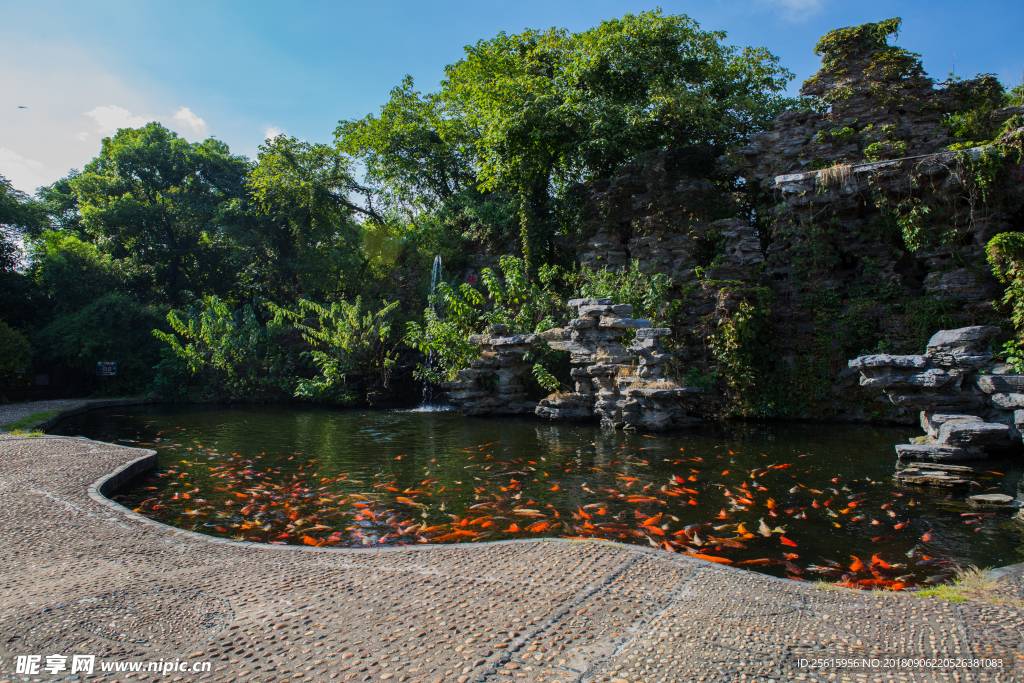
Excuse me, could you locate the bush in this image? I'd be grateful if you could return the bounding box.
[33,294,164,395]
[154,296,299,402]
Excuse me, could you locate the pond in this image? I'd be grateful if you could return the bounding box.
[53,404,1024,589]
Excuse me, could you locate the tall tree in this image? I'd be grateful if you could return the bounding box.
[242,135,370,302]
[69,123,249,304]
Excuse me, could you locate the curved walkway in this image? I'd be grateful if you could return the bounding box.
[1,432,1022,683]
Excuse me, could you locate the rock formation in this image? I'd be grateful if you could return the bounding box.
[848,325,1021,462]
[442,325,539,416]
[535,298,700,431]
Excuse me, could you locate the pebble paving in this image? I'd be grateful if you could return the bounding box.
[2,430,1024,683]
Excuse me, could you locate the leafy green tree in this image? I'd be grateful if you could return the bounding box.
[274,297,400,404]
[0,321,32,378]
[153,296,298,401]
[28,231,123,315]
[69,123,249,304]
[0,174,47,328]
[336,76,477,216]
[405,256,566,386]
[439,10,793,270]
[242,136,377,301]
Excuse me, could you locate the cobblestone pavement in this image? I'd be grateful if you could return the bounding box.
[1,434,1023,683]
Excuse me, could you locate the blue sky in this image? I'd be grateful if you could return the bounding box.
[1,0,1022,194]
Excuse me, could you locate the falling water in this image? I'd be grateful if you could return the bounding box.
[415,255,449,410]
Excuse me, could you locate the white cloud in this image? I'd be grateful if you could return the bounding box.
[0,147,52,194]
[173,106,208,136]
[263,125,285,140]
[84,104,150,135]
[760,0,822,21]
[74,131,89,142]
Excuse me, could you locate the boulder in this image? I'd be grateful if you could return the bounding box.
[858,367,951,389]
[974,375,1024,394]
[896,469,975,488]
[887,393,985,411]
[936,420,1013,448]
[634,328,672,339]
[926,326,1002,352]
[990,393,1024,409]
[968,493,1018,509]
[599,317,652,329]
[920,412,983,438]
[895,443,985,462]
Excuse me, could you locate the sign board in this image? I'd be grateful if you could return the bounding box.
[96,361,117,377]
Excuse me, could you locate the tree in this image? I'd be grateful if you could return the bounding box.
[438,10,794,270]
[69,123,249,304]
[336,76,478,217]
[0,174,46,328]
[242,136,374,302]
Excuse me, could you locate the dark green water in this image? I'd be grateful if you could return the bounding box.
[54,404,1024,588]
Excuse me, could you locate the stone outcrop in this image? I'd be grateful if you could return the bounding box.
[535,299,700,431]
[849,325,1021,462]
[442,325,539,416]
[567,18,1024,422]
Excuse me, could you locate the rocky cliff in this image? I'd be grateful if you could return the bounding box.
[573,18,1024,423]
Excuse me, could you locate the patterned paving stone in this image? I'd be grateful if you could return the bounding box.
[1,433,1022,682]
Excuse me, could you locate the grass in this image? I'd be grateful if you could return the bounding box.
[6,428,45,437]
[0,409,63,432]
[915,566,1016,605]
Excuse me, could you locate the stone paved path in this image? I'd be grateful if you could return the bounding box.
[2,433,1023,683]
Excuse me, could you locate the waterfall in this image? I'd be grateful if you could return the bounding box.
[415,255,448,410]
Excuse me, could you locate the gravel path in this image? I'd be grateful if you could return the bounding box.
[1,433,1022,682]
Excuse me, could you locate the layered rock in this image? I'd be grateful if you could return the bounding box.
[848,325,1020,462]
[442,325,539,416]
[536,299,699,431]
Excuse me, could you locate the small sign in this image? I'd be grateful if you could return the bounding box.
[96,361,117,377]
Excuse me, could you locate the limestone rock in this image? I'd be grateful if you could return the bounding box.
[848,354,928,370]
[936,420,1012,448]
[968,493,1018,509]
[974,375,1024,394]
[895,443,985,462]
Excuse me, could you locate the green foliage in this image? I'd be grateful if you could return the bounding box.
[70,123,249,304]
[243,136,371,302]
[28,230,123,314]
[34,294,165,395]
[864,139,908,162]
[154,296,297,401]
[275,298,399,404]
[708,287,776,416]
[336,76,477,216]
[813,18,903,69]
[0,320,32,377]
[406,256,564,383]
[1008,84,1024,107]
[358,10,793,272]
[987,232,1024,371]
[574,260,677,324]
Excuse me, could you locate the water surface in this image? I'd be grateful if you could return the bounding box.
[54,405,1024,588]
